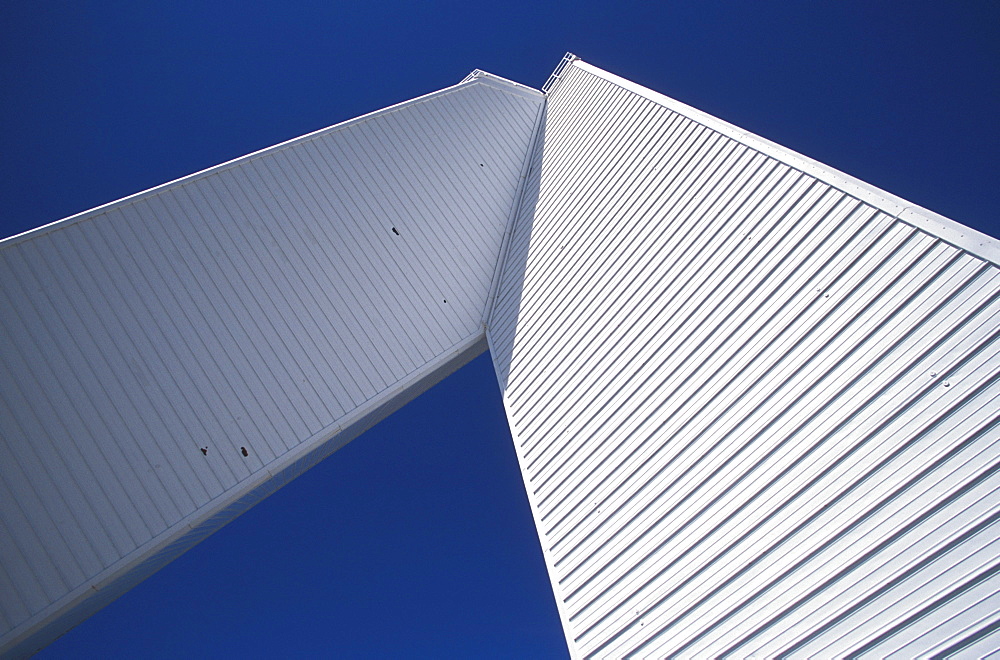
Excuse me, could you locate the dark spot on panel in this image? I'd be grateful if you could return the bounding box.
[200,447,207,455]
[241,447,249,457]
[391,227,399,235]
[443,299,447,303]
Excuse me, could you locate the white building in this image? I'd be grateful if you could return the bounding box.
[2,55,999,658]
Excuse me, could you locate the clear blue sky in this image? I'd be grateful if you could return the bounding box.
[2,2,997,657]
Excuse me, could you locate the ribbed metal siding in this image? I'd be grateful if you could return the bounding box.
[0,77,544,654]
[489,62,1000,658]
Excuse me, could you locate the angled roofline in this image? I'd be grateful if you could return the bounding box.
[541,52,579,95]
[572,58,1000,265]
[1,75,537,251]
[459,69,543,98]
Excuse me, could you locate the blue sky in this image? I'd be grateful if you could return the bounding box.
[2,2,997,657]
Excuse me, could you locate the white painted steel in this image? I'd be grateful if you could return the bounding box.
[488,60,1000,658]
[0,76,544,656]
[6,52,1000,659]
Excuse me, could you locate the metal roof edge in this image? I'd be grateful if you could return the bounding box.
[484,330,580,660]
[0,77,538,251]
[460,69,543,98]
[573,59,1000,266]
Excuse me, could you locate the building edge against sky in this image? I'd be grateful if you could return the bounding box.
[0,75,543,656]
[3,53,1000,657]
[488,57,1000,658]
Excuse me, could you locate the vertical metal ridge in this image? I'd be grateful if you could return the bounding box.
[484,94,547,329]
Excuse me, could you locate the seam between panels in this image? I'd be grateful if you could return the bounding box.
[482,96,548,329]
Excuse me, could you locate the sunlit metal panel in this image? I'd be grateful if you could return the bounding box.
[489,59,1000,659]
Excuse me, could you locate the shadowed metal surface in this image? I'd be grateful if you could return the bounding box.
[0,75,544,656]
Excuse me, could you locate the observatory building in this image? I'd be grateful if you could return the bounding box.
[2,55,999,657]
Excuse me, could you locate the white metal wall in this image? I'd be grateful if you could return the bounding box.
[489,60,1000,658]
[0,76,544,656]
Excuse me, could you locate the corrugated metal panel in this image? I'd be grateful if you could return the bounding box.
[488,60,1000,658]
[0,76,544,655]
